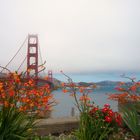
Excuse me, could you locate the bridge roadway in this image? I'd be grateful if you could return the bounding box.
[0,76,54,88]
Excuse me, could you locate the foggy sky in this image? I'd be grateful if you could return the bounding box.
[0,0,140,73]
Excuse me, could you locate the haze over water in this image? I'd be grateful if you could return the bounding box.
[54,72,140,83]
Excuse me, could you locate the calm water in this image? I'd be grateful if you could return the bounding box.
[52,87,118,118]
[51,72,140,118]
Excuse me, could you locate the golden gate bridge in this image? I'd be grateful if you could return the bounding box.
[0,34,53,87]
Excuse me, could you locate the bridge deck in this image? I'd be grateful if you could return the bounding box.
[0,76,54,88]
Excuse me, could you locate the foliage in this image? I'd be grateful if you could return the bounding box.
[122,105,140,139]
[0,106,35,140]
[74,103,122,140]
[108,75,140,104]
[107,75,140,139]
[61,71,122,140]
[0,71,55,139]
[61,71,95,113]
[108,75,140,139]
[0,72,55,114]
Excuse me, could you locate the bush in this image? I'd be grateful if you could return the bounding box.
[0,107,35,140]
[122,105,140,139]
[0,72,55,139]
[74,103,122,140]
[61,71,122,140]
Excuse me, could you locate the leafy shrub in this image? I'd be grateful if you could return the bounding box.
[0,72,55,139]
[0,107,35,140]
[122,105,140,139]
[108,75,140,104]
[61,71,122,140]
[74,103,122,140]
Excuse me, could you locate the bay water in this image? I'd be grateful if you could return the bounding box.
[51,72,140,118]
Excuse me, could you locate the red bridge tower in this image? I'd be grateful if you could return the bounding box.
[48,70,53,82]
[27,34,38,79]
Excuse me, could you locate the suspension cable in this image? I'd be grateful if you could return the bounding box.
[1,36,28,72]
[38,44,43,65]
[17,56,27,72]
[38,44,46,76]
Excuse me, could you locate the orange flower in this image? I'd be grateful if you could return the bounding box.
[108,92,129,103]
[115,87,124,92]
[28,80,34,85]
[130,85,136,92]
[45,84,50,89]
[4,101,9,107]
[42,97,49,102]
[61,82,65,87]
[15,78,20,83]
[9,91,15,97]
[62,89,68,93]
[44,76,49,80]
[130,95,140,101]
[1,93,6,99]
[0,71,55,114]
[136,82,140,86]
[79,95,91,102]
[0,82,3,90]
[70,83,75,87]
[79,87,84,93]
[19,107,24,112]
[29,103,34,107]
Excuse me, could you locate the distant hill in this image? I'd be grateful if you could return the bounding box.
[96,81,120,86]
[78,82,94,87]
[52,78,133,90]
[77,81,120,87]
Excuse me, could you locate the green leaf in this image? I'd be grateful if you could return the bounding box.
[0,106,36,139]
[122,106,140,137]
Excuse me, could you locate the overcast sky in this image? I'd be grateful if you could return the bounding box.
[0,0,140,74]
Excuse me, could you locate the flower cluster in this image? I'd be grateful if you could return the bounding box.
[61,72,123,139]
[108,80,140,103]
[0,72,55,114]
[89,104,122,127]
[61,81,94,112]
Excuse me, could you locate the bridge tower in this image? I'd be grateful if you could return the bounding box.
[48,70,53,82]
[27,34,38,79]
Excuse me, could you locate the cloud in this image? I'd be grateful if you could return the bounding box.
[0,0,140,73]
